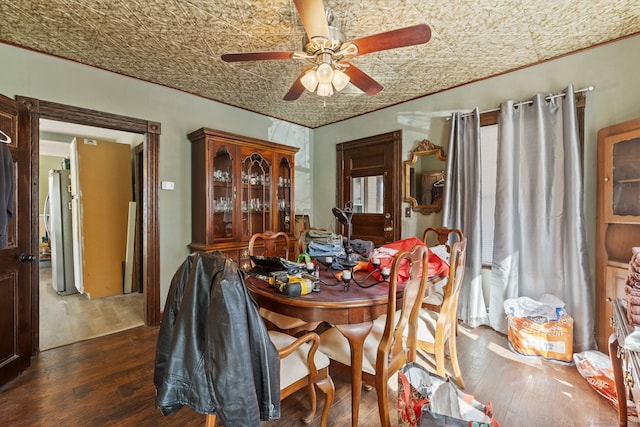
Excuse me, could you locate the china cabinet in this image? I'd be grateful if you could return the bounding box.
[595,117,640,351]
[188,128,298,269]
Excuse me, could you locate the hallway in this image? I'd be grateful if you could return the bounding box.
[39,261,144,350]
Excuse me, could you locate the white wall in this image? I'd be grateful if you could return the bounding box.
[314,34,640,302]
[0,43,313,308]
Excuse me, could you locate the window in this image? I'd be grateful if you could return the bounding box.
[351,175,384,214]
[480,125,498,266]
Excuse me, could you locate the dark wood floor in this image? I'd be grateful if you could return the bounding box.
[0,323,629,426]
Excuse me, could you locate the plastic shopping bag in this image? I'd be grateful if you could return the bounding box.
[398,362,499,427]
[504,294,574,363]
[574,350,638,419]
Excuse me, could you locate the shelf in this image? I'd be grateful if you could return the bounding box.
[615,178,640,184]
[608,259,630,269]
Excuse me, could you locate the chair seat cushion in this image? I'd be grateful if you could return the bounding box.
[259,307,318,330]
[268,331,330,389]
[430,244,451,264]
[422,276,448,306]
[423,290,444,306]
[318,315,389,376]
[416,308,438,343]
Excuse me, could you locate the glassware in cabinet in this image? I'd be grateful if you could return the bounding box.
[212,145,234,239]
[241,151,271,238]
[277,156,293,233]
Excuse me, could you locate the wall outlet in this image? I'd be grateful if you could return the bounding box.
[405,207,411,217]
[161,181,175,190]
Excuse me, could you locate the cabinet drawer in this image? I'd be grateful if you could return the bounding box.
[605,266,629,338]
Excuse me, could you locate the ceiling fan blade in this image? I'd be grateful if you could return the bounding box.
[344,64,383,96]
[283,67,313,101]
[350,23,431,56]
[293,0,330,41]
[221,51,294,62]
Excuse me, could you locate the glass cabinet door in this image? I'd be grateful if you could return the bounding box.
[211,146,234,239]
[277,156,293,233]
[241,152,271,237]
[605,131,640,222]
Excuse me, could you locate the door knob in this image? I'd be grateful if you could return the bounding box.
[19,253,36,263]
[383,226,393,232]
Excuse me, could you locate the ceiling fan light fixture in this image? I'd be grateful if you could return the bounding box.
[317,82,334,97]
[331,68,350,92]
[222,0,433,104]
[316,62,334,84]
[300,69,319,92]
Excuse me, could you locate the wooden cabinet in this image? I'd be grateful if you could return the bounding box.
[188,128,298,269]
[595,117,640,351]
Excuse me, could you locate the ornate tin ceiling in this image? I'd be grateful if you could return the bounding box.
[1,0,639,128]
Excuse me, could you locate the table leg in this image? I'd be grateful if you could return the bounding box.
[609,332,627,427]
[336,322,374,427]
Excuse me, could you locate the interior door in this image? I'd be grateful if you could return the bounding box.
[336,131,402,245]
[0,93,35,388]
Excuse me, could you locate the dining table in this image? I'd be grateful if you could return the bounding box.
[245,265,446,427]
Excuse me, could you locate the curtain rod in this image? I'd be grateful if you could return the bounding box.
[446,85,595,119]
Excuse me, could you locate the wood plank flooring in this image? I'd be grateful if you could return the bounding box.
[39,261,144,350]
[0,322,632,426]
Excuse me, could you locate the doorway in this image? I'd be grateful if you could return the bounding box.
[17,96,161,355]
[336,130,402,245]
[38,120,144,350]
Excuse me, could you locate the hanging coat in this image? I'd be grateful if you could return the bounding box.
[0,143,14,249]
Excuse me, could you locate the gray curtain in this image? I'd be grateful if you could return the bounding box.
[489,85,595,352]
[443,108,489,328]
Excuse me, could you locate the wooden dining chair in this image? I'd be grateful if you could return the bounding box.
[317,245,431,427]
[422,227,464,312]
[415,238,467,388]
[249,231,320,335]
[422,227,464,251]
[248,230,291,259]
[205,331,335,427]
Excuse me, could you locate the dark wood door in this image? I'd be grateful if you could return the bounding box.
[336,131,402,246]
[0,94,35,387]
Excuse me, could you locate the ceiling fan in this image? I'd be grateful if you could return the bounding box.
[221,0,431,101]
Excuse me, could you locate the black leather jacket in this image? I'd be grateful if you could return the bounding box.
[154,251,280,425]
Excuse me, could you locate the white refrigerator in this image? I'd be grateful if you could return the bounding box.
[46,169,78,295]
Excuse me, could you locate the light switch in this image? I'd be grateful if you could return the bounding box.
[161,181,175,190]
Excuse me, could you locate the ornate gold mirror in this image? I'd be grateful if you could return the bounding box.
[403,139,447,215]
